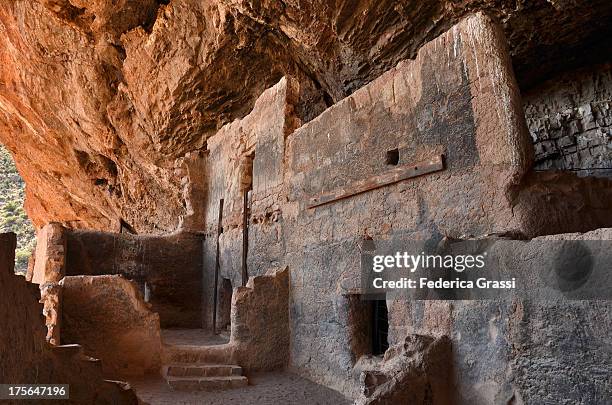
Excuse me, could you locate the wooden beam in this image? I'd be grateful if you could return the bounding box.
[307,155,444,209]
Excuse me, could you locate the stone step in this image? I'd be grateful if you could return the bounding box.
[166,375,248,391]
[162,343,234,364]
[163,363,243,378]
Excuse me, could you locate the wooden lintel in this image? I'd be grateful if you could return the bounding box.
[307,155,445,209]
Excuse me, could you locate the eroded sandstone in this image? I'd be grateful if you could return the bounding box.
[1,0,612,233]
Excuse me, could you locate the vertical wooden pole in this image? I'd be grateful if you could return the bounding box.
[241,191,249,287]
[212,198,224,335]
[119,219,137,235]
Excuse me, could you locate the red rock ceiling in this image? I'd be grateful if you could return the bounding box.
[0,0,611,232]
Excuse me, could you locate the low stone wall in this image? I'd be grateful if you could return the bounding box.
[61,275,162,377]
[161,268,290,374]
[65,230,203,328]
[231,267,290,371]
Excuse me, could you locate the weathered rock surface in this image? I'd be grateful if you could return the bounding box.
[389,229,612,404]
[1,0,612,232]
[39,281,62,345]
[354,334,452,405]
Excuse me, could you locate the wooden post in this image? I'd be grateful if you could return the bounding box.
[119,218,137,235]
[241,191,249,287]
[212,199,224,335]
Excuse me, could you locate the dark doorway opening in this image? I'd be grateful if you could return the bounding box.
[216,278,232,333]
[346,295,390,361]
[371,299,389,356]
[241,153,254,286]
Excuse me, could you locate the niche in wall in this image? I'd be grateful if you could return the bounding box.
[386,148,400,166]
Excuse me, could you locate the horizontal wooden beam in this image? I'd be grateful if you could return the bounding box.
[307,155,445,209]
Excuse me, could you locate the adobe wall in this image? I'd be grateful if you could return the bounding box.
[64,230,202,328]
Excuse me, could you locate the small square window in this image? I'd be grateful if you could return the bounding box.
[386,149,399,166]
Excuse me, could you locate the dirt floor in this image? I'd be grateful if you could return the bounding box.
[130,372,352,405]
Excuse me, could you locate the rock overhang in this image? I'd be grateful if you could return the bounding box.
[2,0,612,232]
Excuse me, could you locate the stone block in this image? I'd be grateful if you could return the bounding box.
[32,223,66,285]
[557,135,576,148]
[354,334,451,405]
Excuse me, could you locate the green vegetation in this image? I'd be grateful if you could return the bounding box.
[0,144,35,273]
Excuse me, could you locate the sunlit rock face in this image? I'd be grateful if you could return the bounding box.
[1,0,611,233]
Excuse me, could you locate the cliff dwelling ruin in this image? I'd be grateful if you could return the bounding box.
[1,1,611,404]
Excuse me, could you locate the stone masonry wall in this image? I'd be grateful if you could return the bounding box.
[281,13,535,396]
[524,63,612,177]
[65,230,203,328]
[200,77,300,329]
[199,12,612,402]
[174,11,612,402]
